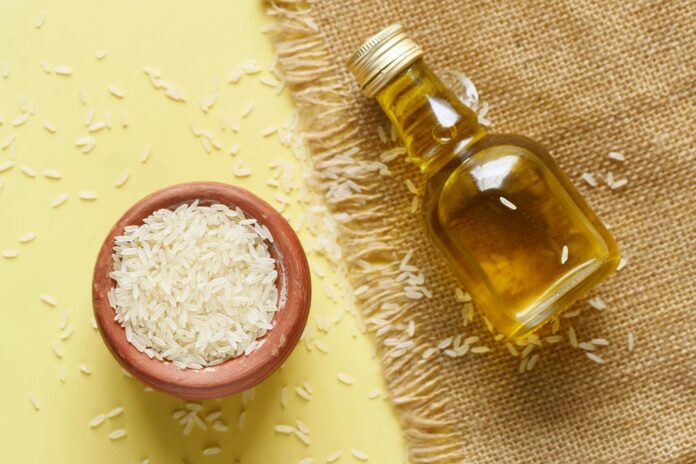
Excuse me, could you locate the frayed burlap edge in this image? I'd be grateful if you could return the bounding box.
[264,1,466,462]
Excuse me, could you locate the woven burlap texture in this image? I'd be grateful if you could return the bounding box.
[266,1,695,462]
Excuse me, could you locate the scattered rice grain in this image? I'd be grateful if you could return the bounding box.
[19,231,37,243]
[12,114,29,127]
[611,178,628,190]
[51,340,63,358]
[202,446,221,456]
[40,294,57,306]
[1,135,15,150]
[51,193,69,207]
[79,191,97,201]
[43,169,62,179]
[106,406,124,419]
[54,65,72,76]
[526,353,540,371]
[499,196,517,210]
[108,84,125,98]
[20,165,37,178]
[89,414,106,428]
[295,387,312,401]
[108,429,127,440]
[296,420,310,435]
[294,430,311,446]
[88,121,106,132]
[35,10,47,29]
[471,346,491,354]
[581,172,597,187]
[280,386,288,408]
[275,424,294,434]
[588,297,607,310]
[240,101,254,118]
[42,120,57,133]
[578,342,595,351]
[351,449,369,461]
[617,256,629,271]
[608,151,625,162]
[115,170,129,187]
[140,143,153,163]
[568,327,578,348]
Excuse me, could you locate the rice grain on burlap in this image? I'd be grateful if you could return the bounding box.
[266,1,696,462]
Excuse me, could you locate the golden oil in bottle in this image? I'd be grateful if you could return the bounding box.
[348,24,620,339]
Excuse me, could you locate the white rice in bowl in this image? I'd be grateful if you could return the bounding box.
[108,201,279,369]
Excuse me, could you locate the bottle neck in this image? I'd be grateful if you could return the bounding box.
[375,59,486,176]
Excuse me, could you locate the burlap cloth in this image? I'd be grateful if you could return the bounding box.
[265,1,696,462]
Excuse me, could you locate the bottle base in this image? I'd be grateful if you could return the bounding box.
[504,257,618,340]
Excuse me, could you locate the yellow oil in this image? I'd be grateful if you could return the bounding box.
[376,60,620,339]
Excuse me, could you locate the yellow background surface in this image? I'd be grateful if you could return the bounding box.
[0,1,404,462]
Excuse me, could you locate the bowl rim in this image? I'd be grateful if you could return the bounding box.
[92,181,311,400]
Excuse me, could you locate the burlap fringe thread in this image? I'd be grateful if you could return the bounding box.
[266,1,466,462]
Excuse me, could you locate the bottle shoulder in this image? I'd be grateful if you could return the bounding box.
[424,134,557,189]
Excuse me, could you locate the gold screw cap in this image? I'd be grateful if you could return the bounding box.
[347,24,424,97]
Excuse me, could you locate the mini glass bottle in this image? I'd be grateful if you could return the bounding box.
[348,25,620,339]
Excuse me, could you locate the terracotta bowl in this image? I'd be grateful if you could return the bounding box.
[92,182,311,400]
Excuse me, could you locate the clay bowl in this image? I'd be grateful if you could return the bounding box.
[92,182,311,400]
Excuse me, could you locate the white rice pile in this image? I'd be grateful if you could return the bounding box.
[108,201,279,369]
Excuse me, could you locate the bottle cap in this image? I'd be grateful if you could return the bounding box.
[347,24,423,97]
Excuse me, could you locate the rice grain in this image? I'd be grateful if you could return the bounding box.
[51,193,69,207]
[108,85,125,98]
[140,144,153,163]
[19,232,37,243]
[275,424,294,434]
[89,414,106,428]
[337,372,354,385]
[351,449,369,461]
[30,394,41,411]
[42,120,57,133]
[115,170,129,187]
[40,294,57,306]
[202,446,221,456]
[108,429,127,440]
[499,196,517,210]
[20,165,37,178]
[79,191,98,201]
[0,160,14,172]
[568,327,578,348]
[43,169,62,179]
[106,407,124,419]
[608,151,626,162]
[280,386,288,408]
[54,65,72,76]
[35,10,47,29]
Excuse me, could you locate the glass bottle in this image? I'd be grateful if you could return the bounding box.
[347,25,620,339]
